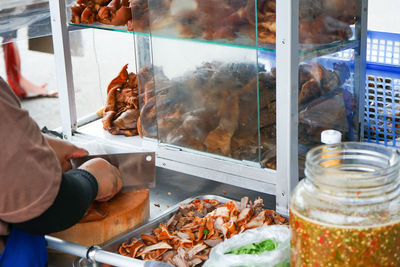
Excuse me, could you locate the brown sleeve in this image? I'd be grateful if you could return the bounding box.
[0,77,62,224]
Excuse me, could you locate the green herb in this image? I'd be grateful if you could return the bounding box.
[226,239,279,255]
[203,229,210,236]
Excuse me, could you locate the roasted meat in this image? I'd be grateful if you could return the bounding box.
[118,197,288,266]
[102,64,140,136]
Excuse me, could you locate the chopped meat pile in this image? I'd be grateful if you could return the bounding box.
[118,197,287,266]
[102,64,140,136]
[70,0,172,31]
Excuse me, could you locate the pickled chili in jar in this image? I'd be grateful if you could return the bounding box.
[290,142,400,267]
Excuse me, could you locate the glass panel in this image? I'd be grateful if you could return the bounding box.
[297,0,362,176]
[299,0,361,49]
[148,0,256,47]
[70,28,137,122]
[144,0,261,163]
[149,35,261,163]
[259,50,277,169]
[298,49,359,175]
[136,34,158,138]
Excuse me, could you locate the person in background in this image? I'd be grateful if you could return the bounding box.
[0,76,123,266]
[2,36,56,98]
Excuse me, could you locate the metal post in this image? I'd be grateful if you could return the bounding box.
[275,0,299,216]
[49,0,77,140]
[355,0,369,141]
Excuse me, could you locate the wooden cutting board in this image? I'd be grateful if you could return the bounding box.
[51,189,149,246]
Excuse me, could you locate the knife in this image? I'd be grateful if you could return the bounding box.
[71,152,156,191]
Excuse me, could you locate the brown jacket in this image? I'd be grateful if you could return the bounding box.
[0,78,61,252]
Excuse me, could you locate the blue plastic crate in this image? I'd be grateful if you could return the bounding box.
[367,31,400,71]
[364,69,400,147]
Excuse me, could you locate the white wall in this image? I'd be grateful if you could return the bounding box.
[368,0,400,33]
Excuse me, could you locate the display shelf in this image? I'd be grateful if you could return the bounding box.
[76,119,157,152]
[68,22,133,34]
[75,118,276,194]
[299,40,360,62]
[78,119,262,168]
[69,22,359,56]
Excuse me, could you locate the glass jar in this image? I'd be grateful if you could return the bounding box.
[290,142,400,267]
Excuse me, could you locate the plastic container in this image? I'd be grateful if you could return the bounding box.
[364,69,400,147]
[367,31,400,71]
[290,142,400,266]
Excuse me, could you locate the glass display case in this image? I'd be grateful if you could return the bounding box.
[51,0,367,215]
[0,0,52,43]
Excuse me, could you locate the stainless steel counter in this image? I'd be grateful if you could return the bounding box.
[48,167,275,266]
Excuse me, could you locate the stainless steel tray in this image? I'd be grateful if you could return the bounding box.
[74,195,234,267]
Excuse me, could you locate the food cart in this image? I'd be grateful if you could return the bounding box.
[2,0,369,266]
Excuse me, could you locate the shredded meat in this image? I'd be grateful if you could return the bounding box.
[118,197,288,266]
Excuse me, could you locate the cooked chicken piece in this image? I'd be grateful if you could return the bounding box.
[161,250,177,262]
[209,206,230,220]
[171,249,189,267]
[237,207,252,225]
[239,196,249,211]
[137,242,172,258]
[141,234,158,245]
[252,197,264,215]
[187,244,207,259]
[245,210,267,229]
[204,238,223,247]
[189,258,203,266]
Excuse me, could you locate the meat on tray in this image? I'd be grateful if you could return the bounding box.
[118,197,287,266]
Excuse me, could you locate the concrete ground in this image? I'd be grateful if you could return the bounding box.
[0,28,136,130]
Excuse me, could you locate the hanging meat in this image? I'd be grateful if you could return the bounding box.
[102,64,140,136]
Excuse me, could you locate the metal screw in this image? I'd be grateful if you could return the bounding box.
[162,163,166,166]
[282,39,286,44]
[282,192,285,196]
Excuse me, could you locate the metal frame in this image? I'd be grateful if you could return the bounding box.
[49,0,77,140]
[50,0,368,215]
[275,0,299,216]
[356,0,369,141]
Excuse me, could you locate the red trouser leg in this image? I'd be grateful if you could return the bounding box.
[3,41,27,98]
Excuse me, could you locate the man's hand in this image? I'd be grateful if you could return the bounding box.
[45,136,88,172]
[78,158,123,201]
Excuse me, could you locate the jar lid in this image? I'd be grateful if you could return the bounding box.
[321,130,342,144]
